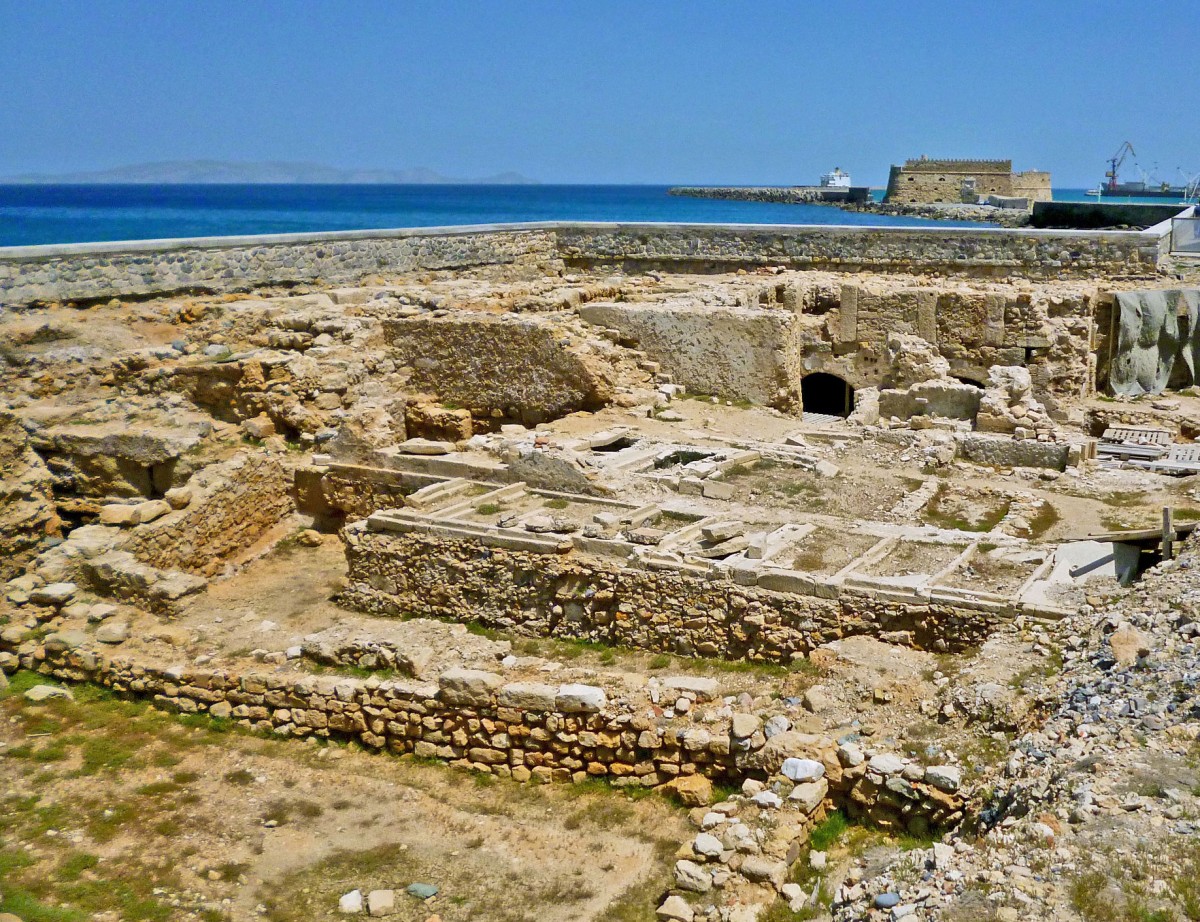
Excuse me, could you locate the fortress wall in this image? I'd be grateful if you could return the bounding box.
[885,165,1014,203]
[0,221,1164,309]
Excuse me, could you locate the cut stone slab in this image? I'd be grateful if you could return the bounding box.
[701,521,745,543]
[662,676,720,702]
[730,712,760,739]
[398,438,454,455]
[132,499,171,524]
[740,856,787,888]
[701,479,735,500]
[497,682,557,711]
[29,582,77,607]
[694,535,749,559]
[556,683,606,713]
[99,504,139,526]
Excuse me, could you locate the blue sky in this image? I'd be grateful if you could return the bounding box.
[1,0,1196,186]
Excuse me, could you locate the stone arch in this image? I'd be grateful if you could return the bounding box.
[801,373,855,418]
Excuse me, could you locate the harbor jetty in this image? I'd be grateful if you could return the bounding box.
[668,184,871,205]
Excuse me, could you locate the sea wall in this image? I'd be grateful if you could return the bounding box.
[668,186,868,204]
[339,527,1003,658]
[0,221,1166,309]
[0,225,558,308]
[554,223,1160,278]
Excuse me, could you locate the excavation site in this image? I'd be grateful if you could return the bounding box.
[4,220,1200,922]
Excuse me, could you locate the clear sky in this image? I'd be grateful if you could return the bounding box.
[2,0,1197,187]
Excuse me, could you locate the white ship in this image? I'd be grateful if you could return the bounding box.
[819,167,851,188]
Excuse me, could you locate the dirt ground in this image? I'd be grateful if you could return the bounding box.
[0,672,690,922]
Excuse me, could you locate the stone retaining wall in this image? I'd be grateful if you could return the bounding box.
[0,221,1164,309]
[124,452,294,577]
[340,527,1002,657]
[6,635,964,838]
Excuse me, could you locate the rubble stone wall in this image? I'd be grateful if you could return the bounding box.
[340,528,1002,658]
[9,639,965,835]
[124,453,294,577]
[0,412,61,580]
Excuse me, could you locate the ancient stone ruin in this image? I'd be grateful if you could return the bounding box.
[4,220,1200,921]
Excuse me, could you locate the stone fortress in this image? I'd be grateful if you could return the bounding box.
[884,156,1053,206]
[3,215,1200,921]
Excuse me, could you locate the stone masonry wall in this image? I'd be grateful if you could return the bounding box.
[553,223,1158,278]
[0,223,1163,311]
[340,528,1002,658]
[0,227,557,308]
[124,452,293,577]
[6,635,966,838]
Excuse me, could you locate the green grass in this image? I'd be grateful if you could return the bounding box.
[809,809,849,850]
[476,502,502,516]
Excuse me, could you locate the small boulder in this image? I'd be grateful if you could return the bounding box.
[674,859,712,893]
[657,894,695,921]
[555,683,606,713]
[96,621,130,645]
[30,582,77,607]
[367,889,395,916]
[406,883,439,900]
[338,890,364,914]
[25,684,73,703]
[661,773,713,807]
[781,757,825,783]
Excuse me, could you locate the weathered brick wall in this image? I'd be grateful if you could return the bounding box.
[339,528,1001,657]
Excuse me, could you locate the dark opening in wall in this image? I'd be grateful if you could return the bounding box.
[801,373,855,417]
[952,375,986,389]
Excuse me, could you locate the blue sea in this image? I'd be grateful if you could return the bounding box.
[0,184,1188,248]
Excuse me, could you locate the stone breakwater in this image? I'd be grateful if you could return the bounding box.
[0,221,1166,309]
[668,186,854,204]
[340,528,1003,658]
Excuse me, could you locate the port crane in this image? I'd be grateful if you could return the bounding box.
[1106,141,1136,191]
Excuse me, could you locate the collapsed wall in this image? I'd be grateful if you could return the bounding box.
[0,411,61,580]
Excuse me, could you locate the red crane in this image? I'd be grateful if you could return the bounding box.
[1106,141,1136,192]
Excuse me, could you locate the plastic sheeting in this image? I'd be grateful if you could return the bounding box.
[1110,289,1200,396]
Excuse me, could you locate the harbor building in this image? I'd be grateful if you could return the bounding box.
[885,156,1052,205]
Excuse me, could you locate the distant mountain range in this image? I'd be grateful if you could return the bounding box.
[0,160,537,185]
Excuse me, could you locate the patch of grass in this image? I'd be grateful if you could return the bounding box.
[476,502,502,516]
[262,798,324,826]
[1026,501,1061,539]
[809,809,849,851]
[647,654,672,670]
[545,498,570,510]
[223,768,256,786]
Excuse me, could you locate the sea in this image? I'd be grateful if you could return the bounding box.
[0,184,1186,248]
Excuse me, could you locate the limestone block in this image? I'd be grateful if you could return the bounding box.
[657,894,696,921]
[674,859,712,893]
[366,889,395,917]
[924,765,961,793]
[497,682,558,711]
[789,778,829,812]
[437,667,502,706]
[556,683,606,713]
[30,582,77,607]
[99,504,139,526]
[133,500,171,524]
[662,676,720,703]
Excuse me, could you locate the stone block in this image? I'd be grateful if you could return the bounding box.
[497,682,558,711]
[556,683,606,713]
[438,667,502,706]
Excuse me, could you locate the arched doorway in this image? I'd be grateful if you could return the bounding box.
[801,373,855,418]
